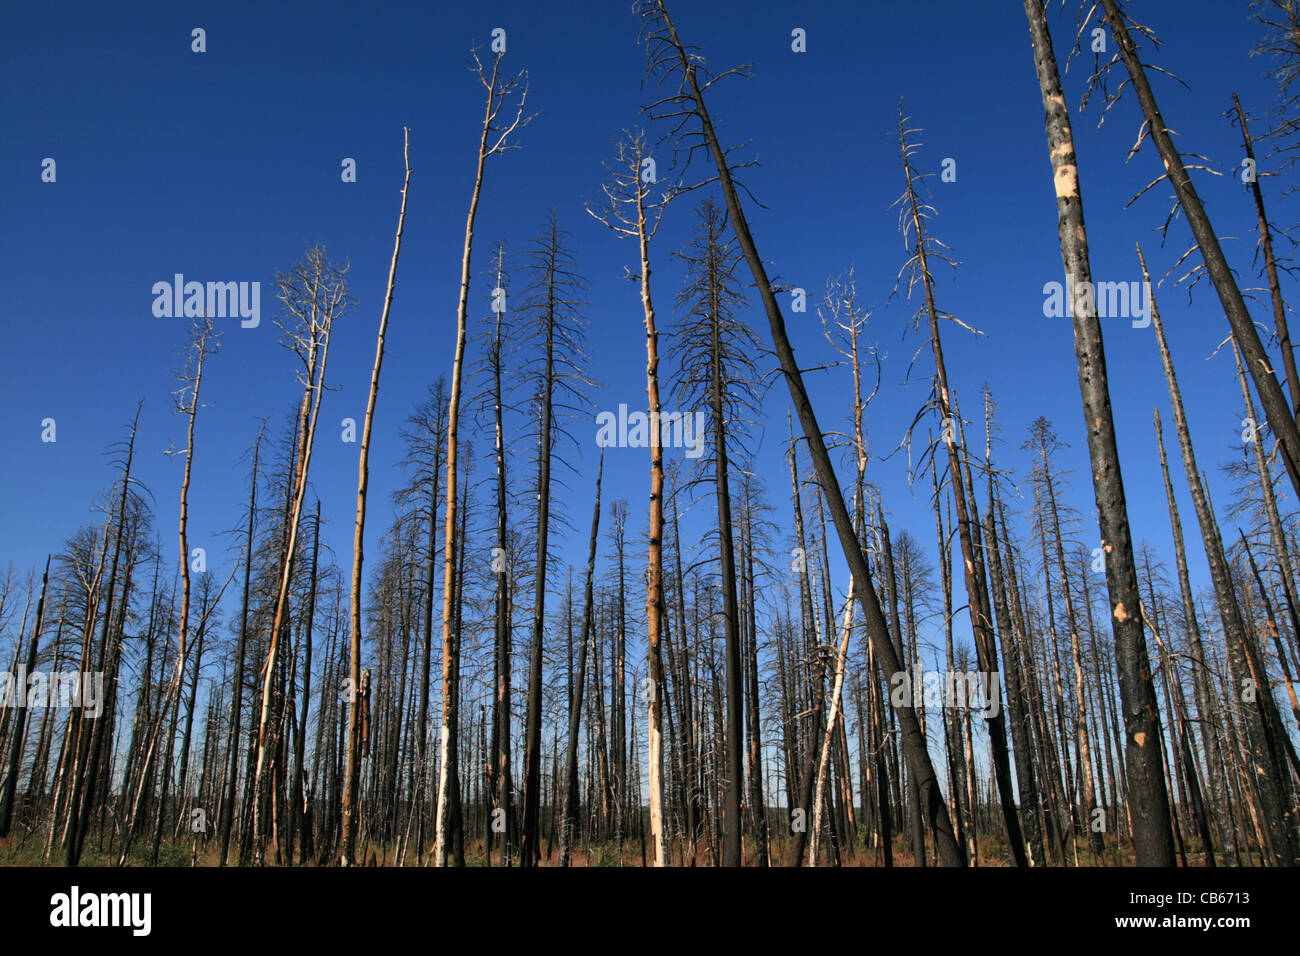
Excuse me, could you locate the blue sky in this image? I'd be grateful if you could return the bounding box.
[1,0,1292,678]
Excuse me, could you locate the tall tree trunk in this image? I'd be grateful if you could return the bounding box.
[1232,92,1299,417]
[221,424,263,864]
[644,1,963,864]
[634,162,670,867]
[341,128,411,865]
[522,211,567,867]
[0,556,50,837]
[895,115,1016,866]
[289,502,320,863]
[436,52,527,867]
[1023,0,1176,864]
[983,398,1046,866]
[1142,245,1297,865]
[1100,0,1300,502]
[67,406,143,864]
[488,255,514,866]
[560,454,603,866]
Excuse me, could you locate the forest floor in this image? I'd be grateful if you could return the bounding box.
[0,830,1217,866]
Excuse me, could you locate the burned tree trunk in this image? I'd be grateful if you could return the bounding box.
[341,127,411,866]
[1022,0,1176,864]
[0,556,50,838]
[435,51,529,868]
[560,454,603,866]
[1100,0,1300,502]
[1141,244,1297,866]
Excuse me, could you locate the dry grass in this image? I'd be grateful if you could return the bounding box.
[0,827,1224,867]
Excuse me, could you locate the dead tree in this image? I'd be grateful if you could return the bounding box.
[1024,417,1103,856]
[253,244,353,861]
[894,110,1019,866]
[479,243,515,866]
[219,421,266,865]
[392,381,449,863]
[587,127,675,866]
[434,47,529,868]
[1141,243,1298,865]
[1095,0,1300,503]
[117,317,226,865]
[560,453,603,865]
[1230,92,1299,416]
[0,556,51,837]
[807,271,877,865]
[288,501,321,862]
[983,392,1046,866]
[670,197,762,866]
[630,6,965,850]
[1022,0,1176,864]
[342,128,412,866]
[64,402,145,865]
[518,210,589,867]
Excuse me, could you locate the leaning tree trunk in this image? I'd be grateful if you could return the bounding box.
[1232,93,1299,417]
[341,127,411,866]
[1142,245,1297,866]
[1153,408,1234,861]
[810,588,853,866]
[1100,0,1300,502]
[288,501,320,862]
[640,0,964,865]
[0,556,50,837]
[67,406,141,864]
[1022,0,1176,865]
[897,114,1021,867]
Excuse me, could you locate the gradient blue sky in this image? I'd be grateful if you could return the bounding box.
[1,0,1291,672]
